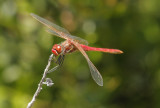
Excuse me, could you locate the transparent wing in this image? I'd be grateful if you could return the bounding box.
[56,54,65,66]
[73,43,103,86]
[31,13,88,45]
[46,28,88,45]
[31,13,70,37]
[46,28,63,38]
[71,35,88,45]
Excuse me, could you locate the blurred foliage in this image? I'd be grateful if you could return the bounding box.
[0,0,160,108]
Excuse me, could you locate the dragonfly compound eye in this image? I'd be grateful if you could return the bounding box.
[52,44,62,56]
[56,45,62,54]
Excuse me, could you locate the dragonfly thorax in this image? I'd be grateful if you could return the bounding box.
[52,44,62,56]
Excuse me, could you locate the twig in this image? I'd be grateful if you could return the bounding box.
[27,54,58,108]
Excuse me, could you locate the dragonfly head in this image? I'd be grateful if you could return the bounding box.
[52,44,62,56]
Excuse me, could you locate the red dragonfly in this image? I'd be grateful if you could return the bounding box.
[31,13,123,86]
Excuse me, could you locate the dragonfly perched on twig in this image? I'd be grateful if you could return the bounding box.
[31,13,123,86]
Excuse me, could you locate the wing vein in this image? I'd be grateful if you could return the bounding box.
[73,43,103,86]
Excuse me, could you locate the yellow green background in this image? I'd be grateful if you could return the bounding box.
[0,0,160,108]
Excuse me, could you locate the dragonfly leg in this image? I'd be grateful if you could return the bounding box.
[52,54,59,63]
[47,54,65,73]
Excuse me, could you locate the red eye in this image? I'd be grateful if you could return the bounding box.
[52,44,62,56]
[56,45,62,54]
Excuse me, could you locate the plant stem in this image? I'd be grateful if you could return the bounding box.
[27,54,56,108]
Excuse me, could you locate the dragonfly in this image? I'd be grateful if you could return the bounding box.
[31,13,123,86]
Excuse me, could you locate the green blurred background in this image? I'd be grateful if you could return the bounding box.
[0,0,160,108]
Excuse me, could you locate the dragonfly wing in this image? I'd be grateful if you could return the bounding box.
[56,54,65,66]
[71,36,88,45]
[46,28,65,39]
[73,43,103,86]
[31,13,89,45]
[31,13,70,39]
[47,28,88,45]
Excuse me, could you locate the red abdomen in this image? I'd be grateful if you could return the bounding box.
[80,44,123,54]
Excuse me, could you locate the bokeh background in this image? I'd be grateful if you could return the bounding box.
[0,0,160,108]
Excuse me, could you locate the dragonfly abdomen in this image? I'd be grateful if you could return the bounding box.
[81,44,123,54]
